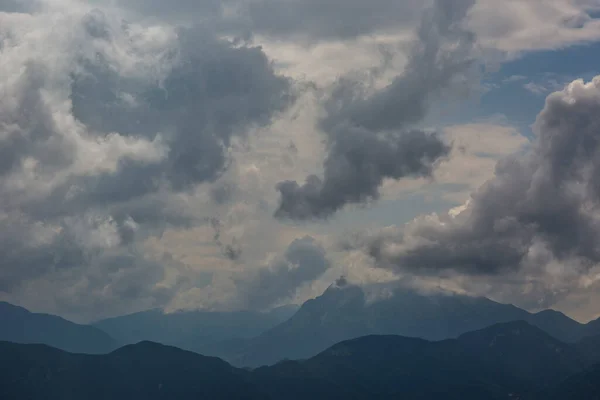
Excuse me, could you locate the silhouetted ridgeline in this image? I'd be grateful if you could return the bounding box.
[2,321,600,399]
[0,302,117,354]
[4,284,600,369]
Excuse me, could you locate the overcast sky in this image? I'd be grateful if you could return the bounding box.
[2,0,600,323]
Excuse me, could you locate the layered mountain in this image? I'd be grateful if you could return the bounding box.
[574,333,600,365]
[0,341,265,400]
[213,281,596,367]
[1,321,597,400]
[253,321,586,400]
[0,302,117,354]
[93,305,298,353]
[10,278,593,370]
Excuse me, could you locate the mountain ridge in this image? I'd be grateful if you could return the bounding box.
[93,305,299,354]
[0,301,117,354]
[2,320,597,400]
[4,283,600,369]
[209,282,600,367]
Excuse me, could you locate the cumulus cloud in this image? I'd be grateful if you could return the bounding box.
[0,2,291,319]
[4,0,600,322]
[274,0,476,220]
[347,76,600,309]
[471,0,600,53]
[235,236,331,309]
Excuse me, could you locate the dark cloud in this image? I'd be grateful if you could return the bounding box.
[237,236,331,309]
[275,0,476,220]
[275,130,449,220]
[1,8,291,220]
[354,76,600,278]
[0,7,291,319]
[69,14,291,198]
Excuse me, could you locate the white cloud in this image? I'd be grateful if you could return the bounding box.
[471,0,600,54]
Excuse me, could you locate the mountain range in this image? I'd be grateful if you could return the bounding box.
[3,281,600,368]
[200,280,600,367]
[93,305,299,354]
[0,302,117,354]
[1,321,599,399]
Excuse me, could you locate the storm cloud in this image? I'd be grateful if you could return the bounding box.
[275,0,476,220]
[0,4,290,319]
[3,0,600,323]
[354,76,600,278]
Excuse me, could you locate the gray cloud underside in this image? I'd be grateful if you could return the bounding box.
[0,6,291,318]
[275,0,476,220]
[358,76,600,277]
[70,19,291,198]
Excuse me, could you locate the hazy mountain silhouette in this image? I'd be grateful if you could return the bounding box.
[93,305,298,353]
[0,302,117,354]
[6,280,598,372]
[214,280,592,367]
[526,309,589,343]
[253,321,584,399]
[1,321,596,400]
[455,321,585,391]
[0,340,265,400]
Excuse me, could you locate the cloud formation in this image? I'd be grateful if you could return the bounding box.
[114,0,600,53]
[3,0,600,322]
[349,76,600,306]
[0,3,290,319]
[274,0,476,220]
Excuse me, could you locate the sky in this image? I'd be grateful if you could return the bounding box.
[2,0,600,323]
